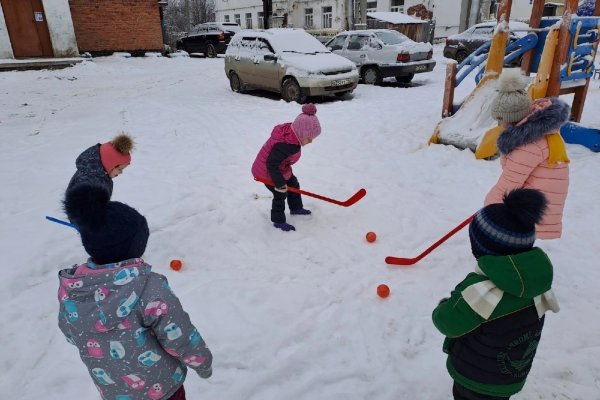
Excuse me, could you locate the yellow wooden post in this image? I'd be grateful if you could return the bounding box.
[477,0,512,87]
[473,0,512,158]
[528,28,560,100]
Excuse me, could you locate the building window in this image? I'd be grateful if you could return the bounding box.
[224,15,230,23]
[390,0,404,12]
[258,12,264,28]
[234,14,241,25]
[367,1,377,12]
[245,13,252,29]
[304,8,313,28]
[322,6,332,29]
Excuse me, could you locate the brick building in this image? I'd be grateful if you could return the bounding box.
[0,0,166,59]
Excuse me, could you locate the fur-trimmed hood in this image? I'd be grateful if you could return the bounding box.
[497,97,570,155]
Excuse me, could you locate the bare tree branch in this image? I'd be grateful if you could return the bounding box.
[163,0,216,48]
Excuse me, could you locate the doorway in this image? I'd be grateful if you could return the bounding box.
[1,0,53,57]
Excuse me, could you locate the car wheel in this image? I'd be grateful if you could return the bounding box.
[456,50,468,64]
[395,73,414,84]
[282,78,307,103]
[206,43,217,58]
[361,66,381,85]
[229,71,243,93]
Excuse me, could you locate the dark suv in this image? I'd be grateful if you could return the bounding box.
[443,21,528,63]
[176,22,240,57]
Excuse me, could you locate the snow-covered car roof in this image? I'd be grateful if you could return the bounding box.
[469,20,531,38]
[339,29,407,36]
[232,28,331,54]
[329,29,433,52]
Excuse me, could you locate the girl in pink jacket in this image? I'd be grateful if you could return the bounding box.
[251,104,321,231]
[486,69,571,239]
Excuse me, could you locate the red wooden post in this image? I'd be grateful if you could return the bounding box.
[521,0,546,74]
[570,0,600,121]
[547,0,579,97]
[441,62,457,117]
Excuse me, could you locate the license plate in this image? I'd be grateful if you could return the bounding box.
[415,65,427,72]
[332,79,349,86]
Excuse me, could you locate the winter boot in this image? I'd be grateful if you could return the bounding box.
[274,222,296,231]
[290,208,311,215]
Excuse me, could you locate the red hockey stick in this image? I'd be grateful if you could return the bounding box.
[385,214,475,266]
[254,177,366,207]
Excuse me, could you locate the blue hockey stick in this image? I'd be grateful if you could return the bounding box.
[46,216,77,230]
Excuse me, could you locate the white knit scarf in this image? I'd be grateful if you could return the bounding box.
[461,265,560,319]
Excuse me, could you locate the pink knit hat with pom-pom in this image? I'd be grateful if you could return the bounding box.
[99,133,134,173]
[292,104,321,142]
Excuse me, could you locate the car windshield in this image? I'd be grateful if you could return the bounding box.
[374,30,409,45]
[268,30,331,54]
[472,27,494,36]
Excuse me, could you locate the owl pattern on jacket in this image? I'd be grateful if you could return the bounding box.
[57,258,212,400]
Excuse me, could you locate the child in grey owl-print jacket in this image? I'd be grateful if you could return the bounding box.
[58,259,212,400]
[58,183,212,400]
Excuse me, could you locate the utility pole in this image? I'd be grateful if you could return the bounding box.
[468,0,482,27]
[459,0,470,32]
[347,0,355,30]
[262,0,272,29]
[360,0,367,26]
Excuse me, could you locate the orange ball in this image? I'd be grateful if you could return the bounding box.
[170,259,183,271]
[366,231,377,243]
[377,284,390,298]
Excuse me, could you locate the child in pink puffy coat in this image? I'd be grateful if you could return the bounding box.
[252,104,321,231]
[486,69,571,239]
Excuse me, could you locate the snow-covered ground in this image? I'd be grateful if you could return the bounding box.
[1,46,599,399]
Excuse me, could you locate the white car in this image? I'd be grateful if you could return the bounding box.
[224,28,359,103]
[325,29,436,85]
